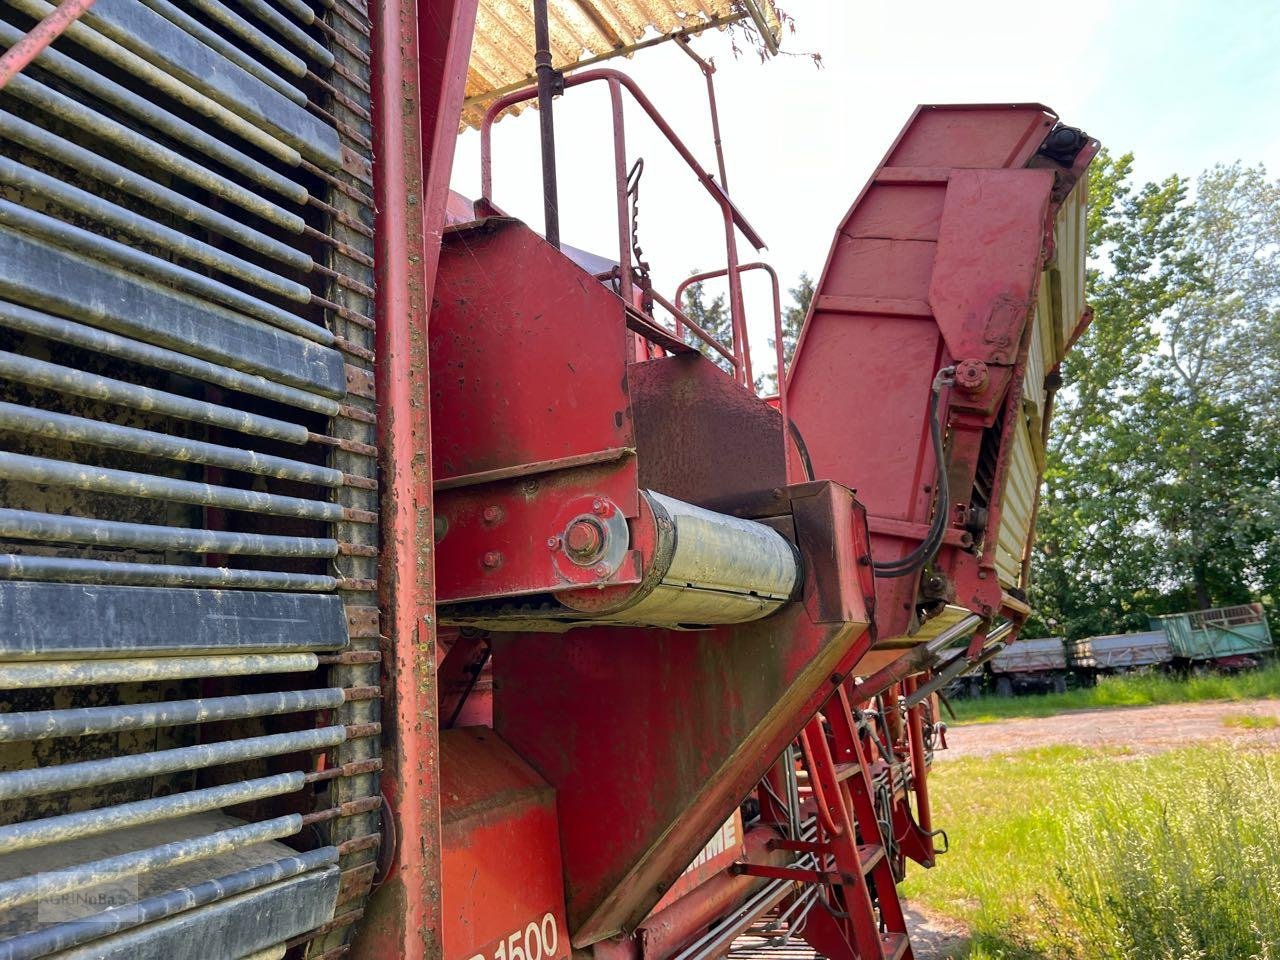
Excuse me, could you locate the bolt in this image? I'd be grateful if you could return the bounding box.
[482,551,501,569]
[978,570,988,580]
[566,519,604,557]
[546,536,560,550]
[594,563,609,578]
[482,505,500,523]
[591,498,607,515]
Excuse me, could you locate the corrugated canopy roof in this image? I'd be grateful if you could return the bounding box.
[462,0,781,128]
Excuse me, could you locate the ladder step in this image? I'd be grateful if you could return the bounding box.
[835,761,859,782]
[881,932,911,960]
[857,842,885,874]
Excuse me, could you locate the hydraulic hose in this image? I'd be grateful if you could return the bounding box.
[873,366,956,578]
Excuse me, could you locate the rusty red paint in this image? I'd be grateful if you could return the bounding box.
[786,104,1095,640]
[440,728,571,960]
[355,0,477,956]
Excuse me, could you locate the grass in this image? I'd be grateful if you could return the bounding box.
[947,661,1280,725]
[1222,711,1280,730]
[902,743,1280,959]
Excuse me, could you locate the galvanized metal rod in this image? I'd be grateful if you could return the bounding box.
[0,111,309,269]
[0,452,344,521]
[0,848,338,960]
[903,621,1016,709]
[0,725,345,799]
[180,0,308,77]
[0,74,304,228]
[0,554,336,590]
[0,687,345,741]
[0,401,340,486]
[0,350,311,443]
[274,0,317,23]
[141,0,306,98]
[7,0,303,164]
[0,652,320,691]
[532,0,559,249]
[847,613,986,702]
[0,815,304,910]
[0,772,306,855]
[0,157,309,304]
[231,0,334,66]
[0,299,334,416]
[0,199,322,340]
[0,0,95,90]
[0,508,336,558]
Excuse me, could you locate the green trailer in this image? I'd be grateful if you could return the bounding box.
[1152,603,1273,667]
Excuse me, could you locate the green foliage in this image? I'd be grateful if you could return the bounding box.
[680,269,816,392]
[903,744,1280,959]
[679,276,734,374]
[1057,751,1280,959]
[1031,154,1280,639]
[949,662,1280,725]
[758,271,814,394]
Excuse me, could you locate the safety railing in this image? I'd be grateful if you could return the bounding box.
[480,67,767,389]
[674,261,786,417]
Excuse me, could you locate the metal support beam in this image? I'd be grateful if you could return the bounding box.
[532,0,560,248]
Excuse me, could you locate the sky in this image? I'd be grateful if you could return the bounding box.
[449,0,1280,375]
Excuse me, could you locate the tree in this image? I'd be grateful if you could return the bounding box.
[758,271,814,394]
[680,276,733,375]
[1029,153,1280,639]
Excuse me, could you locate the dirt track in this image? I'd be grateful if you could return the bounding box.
[941,698,1280,759]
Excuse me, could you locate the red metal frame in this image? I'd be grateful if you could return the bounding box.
[479,68,766,388]
[785,104,1097,641]
[674,262,787,426]
[356,0,477,956]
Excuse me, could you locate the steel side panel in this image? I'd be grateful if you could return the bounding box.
[785,313,940,521]
[440,728,570,960]
[493,606,869,945]
[630,354,786,508]
[51,866,340,960]
[884,106,1055,169]
[0,582,348,659]
[928,168,1055,365]
[429,221,633,481]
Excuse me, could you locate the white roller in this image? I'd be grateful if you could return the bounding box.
[561,491,800,628]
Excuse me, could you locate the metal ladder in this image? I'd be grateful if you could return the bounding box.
[735,686,915,960]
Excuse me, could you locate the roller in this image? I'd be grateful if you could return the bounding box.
[558,491,800,628]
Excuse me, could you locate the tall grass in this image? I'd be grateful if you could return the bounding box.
[950,661,1280,725]
[903,746,1280,959]
[1053,751,1280,959]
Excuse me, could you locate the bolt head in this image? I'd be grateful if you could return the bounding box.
[591,498,607,515]
[546,536,560,550]
[594,563,608,578]
[482,551,501,568]
[565,519,604,557]
[482,505,500,523]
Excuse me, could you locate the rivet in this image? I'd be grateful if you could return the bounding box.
[482,551,501,569]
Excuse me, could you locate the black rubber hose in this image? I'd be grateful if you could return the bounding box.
[874,368,954,578]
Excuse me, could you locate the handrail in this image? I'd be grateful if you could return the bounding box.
[479,67,767,388]
[674,262,784,422]
[646,287,738,370]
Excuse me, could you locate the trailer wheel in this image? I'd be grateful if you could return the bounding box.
[1052,675,1068,694]
[996,676,1013,698]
